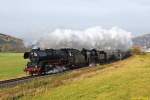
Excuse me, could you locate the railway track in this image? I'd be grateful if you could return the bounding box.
[0,65,89,89]
[0,60,124,89]
[0,72,64,89]
[0,67,73,88]
[0,76,39,88]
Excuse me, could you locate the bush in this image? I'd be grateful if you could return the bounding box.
[131,46,143,55]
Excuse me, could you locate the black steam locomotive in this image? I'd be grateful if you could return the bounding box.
[24,48,131,75]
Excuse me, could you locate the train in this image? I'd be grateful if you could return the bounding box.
[24,48,131,75]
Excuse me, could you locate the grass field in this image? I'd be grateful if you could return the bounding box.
[1,54,150,100]
[0,53,27,80]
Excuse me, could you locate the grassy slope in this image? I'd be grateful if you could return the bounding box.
[0,53,27,80]
[1,54,150,100]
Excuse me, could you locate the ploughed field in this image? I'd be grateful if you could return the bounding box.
[1,53,150,100]
[0,53,27,80]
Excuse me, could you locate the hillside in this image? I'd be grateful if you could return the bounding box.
[0,33,25,52]
[1,54,150,100]
[132,33,150,48]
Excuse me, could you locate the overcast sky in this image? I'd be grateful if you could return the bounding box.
[0,0,150,37]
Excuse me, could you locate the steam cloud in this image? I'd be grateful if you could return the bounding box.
[34,26,132,50]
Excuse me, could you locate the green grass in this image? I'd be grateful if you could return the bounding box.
[0,53,27,80]
[1,54,150,100]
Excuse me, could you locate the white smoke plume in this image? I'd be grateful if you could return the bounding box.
[35,26,132,50]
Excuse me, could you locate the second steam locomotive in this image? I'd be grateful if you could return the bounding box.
[24,48,131,75]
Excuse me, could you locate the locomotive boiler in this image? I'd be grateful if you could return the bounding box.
[24,48,87,75]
